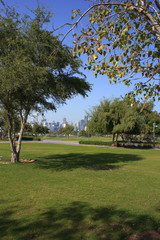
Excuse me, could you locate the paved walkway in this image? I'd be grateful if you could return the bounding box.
[0,139,108,148]
[41,139,108,147]
[42,139,79,145]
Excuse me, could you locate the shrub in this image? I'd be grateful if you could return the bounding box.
[79,140,112,146]
[18,136,41,141]
[117,141,153,149]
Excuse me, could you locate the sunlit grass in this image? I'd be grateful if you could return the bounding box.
[0,143,160,239]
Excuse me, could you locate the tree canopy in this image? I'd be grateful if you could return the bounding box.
[0,4,91,162]
[87,98,160,143]
[32,123,49,135]
[64,0,160,101]
[59,124,74,138]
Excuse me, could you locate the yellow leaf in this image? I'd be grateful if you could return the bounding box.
[92,53,98,60]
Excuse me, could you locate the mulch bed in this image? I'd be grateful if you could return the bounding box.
[0,159,36,164]
[0,161,11,164]
[20,159,37,163]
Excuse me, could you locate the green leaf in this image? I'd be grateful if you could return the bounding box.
[148,50,152,57]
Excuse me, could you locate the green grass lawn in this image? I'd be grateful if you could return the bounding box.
[0,143,160,240]
[42,135,113,142]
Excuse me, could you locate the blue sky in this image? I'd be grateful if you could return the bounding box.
[3,0,160,124]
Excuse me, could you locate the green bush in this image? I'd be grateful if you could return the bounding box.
[18,136,41,141]
[79,140,160,149]
[79,140,113,146]
[33,137,41,141]
[117,141,153,149]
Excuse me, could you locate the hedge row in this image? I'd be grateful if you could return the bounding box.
[17,136,41,141]
[79,140,159,149]
[79,140,113,146]
[117,142,153,149]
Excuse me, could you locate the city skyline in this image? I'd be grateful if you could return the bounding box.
[30,114,89,132]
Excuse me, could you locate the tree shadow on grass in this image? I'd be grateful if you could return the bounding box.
[1,201,160,240]
[0,203,21,239]
[36,152,142,171]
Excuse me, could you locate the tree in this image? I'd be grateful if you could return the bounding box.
[87,98,157,144]
[0,106,20,139]
[32,124,49,135]
[137,102,160,138]
[23,123,33,134]
[63,0,160,100]
[0,5,91,163]
[0,107,5,139]
[59,124,74,138]
[110,98,143,142]
[87,99,113,135]
[78,129,89,137]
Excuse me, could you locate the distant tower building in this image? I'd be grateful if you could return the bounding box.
[75,116,89,131]
[84,115,89,123]
[62,117,67,128]
[63,117,67,123]
[41,118,47,126]
[79,119,85,130]
[42,119,48,127]
[68,121,73,126]
[75,121,79,131]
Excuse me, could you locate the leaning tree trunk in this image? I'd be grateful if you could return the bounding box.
[16,121,25,162]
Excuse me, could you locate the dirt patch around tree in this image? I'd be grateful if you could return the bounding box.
[0,159,37,164]
[0,161,11,164]
[20,159,37,163]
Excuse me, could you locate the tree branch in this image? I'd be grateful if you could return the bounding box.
[50,22,73,34]
[155,0,160,10]
[60,1,160,42]
[61,2,126,42]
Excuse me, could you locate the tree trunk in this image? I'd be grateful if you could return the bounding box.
[112,133,115,146]
[114,133,119,147]
[121,134,124,141]
[8,118,26,163]
[6,108,29,163]
[16,121,25,162]
[11,150,19,163]
[116,133,119,142]
[8,133,19,163]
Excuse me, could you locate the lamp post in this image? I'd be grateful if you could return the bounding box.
[153,122,158,148]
